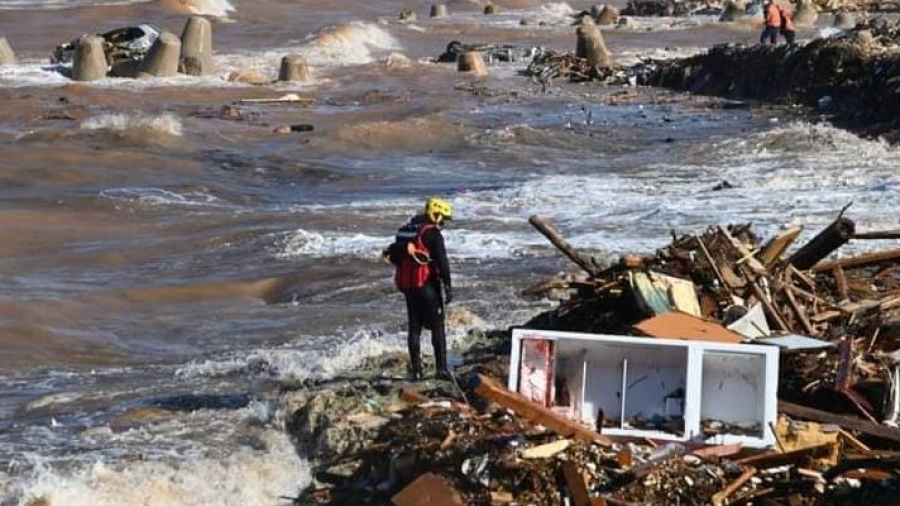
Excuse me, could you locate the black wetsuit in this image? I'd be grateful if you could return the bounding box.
[391,215,452,379]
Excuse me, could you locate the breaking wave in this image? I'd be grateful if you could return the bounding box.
[159,0,235,17]
[6,430,308,506]
[80,113,183,136]
[301,22,403,66]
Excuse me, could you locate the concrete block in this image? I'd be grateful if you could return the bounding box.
[457,51,487,76]
[180,16,214,75]
[0,37,16,65]
[278,54,311,82]
[72,35,109,81]
[138,31,181,78]
[430,4,447,17]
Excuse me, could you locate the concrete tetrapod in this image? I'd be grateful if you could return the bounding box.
[793,0,818,27]
[597,5,620,25]
[576,20,614,69]
[0,37,16,65]
[138,32,181,78]
[457,51,487,76]
[719,0,749,23]
[180,16,214,76]
[72,35,109,81]
[278,54,311,82]
[833,10,856,30]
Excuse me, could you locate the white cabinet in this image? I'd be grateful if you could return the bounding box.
[508,328,780,448]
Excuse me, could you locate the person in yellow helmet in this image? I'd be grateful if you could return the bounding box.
[384,197,453,381]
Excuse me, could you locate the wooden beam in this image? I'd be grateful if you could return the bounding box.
[833,264,848,301]
[788,216,855,271]
[853,229,900,240]
[734,444,833,468]
[779,400,900,444]
[472,374,612,446]
[812,248,900,273]
[561,461,592,506]
[529,215,601,277]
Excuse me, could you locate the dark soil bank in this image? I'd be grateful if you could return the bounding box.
[640,22,900,141]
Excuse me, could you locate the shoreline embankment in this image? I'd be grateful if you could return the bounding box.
[638,25,900,141]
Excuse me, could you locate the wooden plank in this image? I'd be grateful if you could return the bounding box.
[810,310,842,324]
[743,270,789,332]
[561,461,592,506]
[833,264,848,301]
[392,473,465,506]
[718,225,767,275]
[779,400,900,444]
[812,248,900,272]
[633,311,744,344]
[712,467,757,506]
[472,374,612,446]
[734,444,833,468]
[760,226,804,267]
[782,284,816,336]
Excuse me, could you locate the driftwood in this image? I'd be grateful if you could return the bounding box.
[788,216,856,270]
[529,215,602,277]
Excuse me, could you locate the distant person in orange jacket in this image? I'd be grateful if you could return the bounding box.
[779,5,796,44]
[760,0,781,44]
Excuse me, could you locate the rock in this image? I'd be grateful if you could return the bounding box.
[228,70,270,85]
[399,8,417,21]
[484,3,498,14]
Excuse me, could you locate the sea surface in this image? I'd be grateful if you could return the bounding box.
[0,0,899,504]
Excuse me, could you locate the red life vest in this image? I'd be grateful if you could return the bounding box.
[394,223,437,291]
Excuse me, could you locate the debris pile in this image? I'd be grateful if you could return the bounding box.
[622,0,722,17]
[636,19,900,141]
[287,207,900,505]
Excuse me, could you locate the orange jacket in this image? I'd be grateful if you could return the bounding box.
[765,4,782,28]
[779,7,795,32]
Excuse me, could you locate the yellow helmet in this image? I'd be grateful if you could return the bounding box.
[424,197,453,223]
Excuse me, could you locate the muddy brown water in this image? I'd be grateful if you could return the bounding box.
[0,1,898,504]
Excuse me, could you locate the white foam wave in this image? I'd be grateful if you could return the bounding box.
[101,188,229,208]
[80,113,183,136]
[301,21,403,66]
[161,0,235,18]
[0,0,148,10]
[8,430,308,506]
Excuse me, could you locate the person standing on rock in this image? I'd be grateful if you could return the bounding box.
[384,197,454,381]
[779,5,796,44]
[760,0,782,44]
